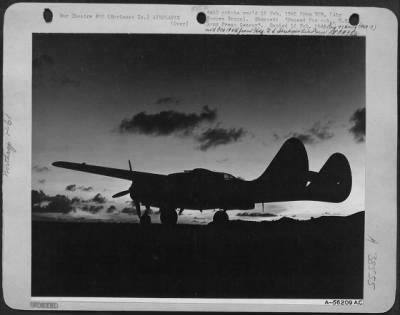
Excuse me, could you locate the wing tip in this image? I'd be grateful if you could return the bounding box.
[52,161,80,168]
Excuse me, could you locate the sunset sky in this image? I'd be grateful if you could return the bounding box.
[32,34,365,224]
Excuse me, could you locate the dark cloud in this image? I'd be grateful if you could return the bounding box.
[46,195,72,213]
[32,190,73,214]
[60,73,81,87]
[79,185,93,192]
[32,190,109,216]
[236,212,277,217]
[118,106,217,136]
[82,205,103,214]
[107,205,117,213]
[33,165,49,173]
[349,107,365,143]
[66,184,93,192]
[38,179,46,184]
[121,207,137,215]
[155,97,181,106]
[197,127,246,151]
[285,121,334,145]
[66,184,77,191]
[91,193,107,204]
[32,190,48,204]
[32,54,54,70]
[290,133,315,144]
[71,196,82,203]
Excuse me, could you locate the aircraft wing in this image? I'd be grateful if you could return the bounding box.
[52,161,166,182]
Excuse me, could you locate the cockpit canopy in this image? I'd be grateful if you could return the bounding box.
[182,168,236,181]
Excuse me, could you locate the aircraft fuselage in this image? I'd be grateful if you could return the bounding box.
[132,168,255,211]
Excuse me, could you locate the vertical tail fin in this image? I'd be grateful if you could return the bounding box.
[305,153,352,202]
[252,138,309,202]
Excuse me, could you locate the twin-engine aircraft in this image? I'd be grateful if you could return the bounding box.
[52,138,352,224]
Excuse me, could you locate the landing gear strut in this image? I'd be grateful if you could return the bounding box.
[136,202,151,224]
[213,210,229,224]
[160,207,178,225]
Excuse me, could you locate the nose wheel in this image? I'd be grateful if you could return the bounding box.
[213,210,229,224]
[160,207,178,225]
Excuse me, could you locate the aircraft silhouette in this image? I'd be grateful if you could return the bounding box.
[52,138,352,224]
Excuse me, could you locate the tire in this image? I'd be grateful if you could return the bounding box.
[213,211,229,224]
[140,214,151,225]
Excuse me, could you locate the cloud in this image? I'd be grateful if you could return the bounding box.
[79,185,94,192]
[65,184,94,192]
[121,207,137,215]
[118,106,217,136]
[81,205,103,214]
[66,184,77,191]
[283,121,334,145]
[71,196,82,204]
[33,165,49,173]
[349,107,365,143]
[32,54,54,70]
[32,190,109,216]
[32,190,73,214]
[107,205,117,213]
[32,190,48,204]
[290,133,315,144]
[197,127,246,151]
[155,97,181,106]
[91,193,107,204]
[236,212,277,217]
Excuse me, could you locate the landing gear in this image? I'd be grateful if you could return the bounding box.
[136,202,152,224]
[160,207,178,225]
[213,210,229,224]
[140,213,151,224]
[134,200,141,218]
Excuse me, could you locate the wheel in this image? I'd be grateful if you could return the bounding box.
[140,214,151,225]
[213,210,229,224]
[160,208,178,225]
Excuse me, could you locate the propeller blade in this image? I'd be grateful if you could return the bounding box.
[129,160,132,172]
[112,190,130,198]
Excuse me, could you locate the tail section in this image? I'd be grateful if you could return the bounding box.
[252,138,309,202]
[251,137,352,203]
[305,153,352,202]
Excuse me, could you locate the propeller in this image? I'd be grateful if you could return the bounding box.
[112,160,142,218]
[112,160,133,199]
[112,190,130,198]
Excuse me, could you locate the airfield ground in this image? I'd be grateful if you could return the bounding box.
[32,212,364,299]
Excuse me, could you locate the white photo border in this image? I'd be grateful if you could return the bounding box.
[3,3,397,312]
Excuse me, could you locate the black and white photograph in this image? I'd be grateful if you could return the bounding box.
[31,33,365,299]
[2,3,398,312]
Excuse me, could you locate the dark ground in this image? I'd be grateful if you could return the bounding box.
[32,212,364,299]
